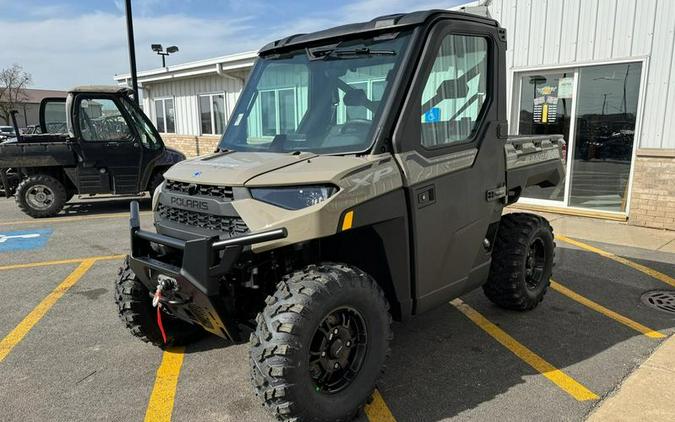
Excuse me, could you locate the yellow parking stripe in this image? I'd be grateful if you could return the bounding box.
[0,211,151,227]
[0,254,125,271]
[450,299,599,401]
[551,280,665,339]
[145,347,185,422]
[0,258,96,362]
[365,389,397,422]
[556,234,675,288]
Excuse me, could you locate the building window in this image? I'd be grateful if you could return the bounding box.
[199,93,226,135]
[256,88,297,137]
[419,34,489,147]
[154,98,175,133]
[336,79,386,124]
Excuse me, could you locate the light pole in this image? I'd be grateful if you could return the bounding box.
[151,44,179,67]
[124,0,139,104]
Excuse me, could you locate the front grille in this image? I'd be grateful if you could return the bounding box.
[157,204,248,235]
[165,180,234,200]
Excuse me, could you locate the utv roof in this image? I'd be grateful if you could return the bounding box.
[69,85,134,95]
[259,9,499,55]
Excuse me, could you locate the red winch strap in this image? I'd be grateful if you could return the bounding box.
[156,305,168,344]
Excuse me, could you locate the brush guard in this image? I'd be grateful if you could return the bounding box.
[127,201,287,341]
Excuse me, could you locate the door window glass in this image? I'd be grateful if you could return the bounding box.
[518,72,574,202]
[78,98,131,141]
[43,101,67,133]
[569,63,641,212]
[120,98,163,150]
[419,34,488,147]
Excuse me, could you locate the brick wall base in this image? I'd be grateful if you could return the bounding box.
[161,134,221,158]
[629,152,675,230]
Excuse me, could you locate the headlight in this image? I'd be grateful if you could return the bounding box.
[250,185,338,210]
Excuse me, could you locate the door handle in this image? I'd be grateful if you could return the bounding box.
[105,142,119,148]
[415,185,436,208]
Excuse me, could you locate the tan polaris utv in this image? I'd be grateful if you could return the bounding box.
[115,9,565,421]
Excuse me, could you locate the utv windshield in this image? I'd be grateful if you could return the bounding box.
[219,31,412,154]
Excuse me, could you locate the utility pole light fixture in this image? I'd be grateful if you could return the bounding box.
[152,44,180,67]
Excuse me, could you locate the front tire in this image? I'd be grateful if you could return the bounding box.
[114,256,205,348]
[483,213,555,311]
[250,263,392,422]
[15,174,67,218]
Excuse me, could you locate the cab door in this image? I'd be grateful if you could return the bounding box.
[393,21,507,313]
[74,95,143,194]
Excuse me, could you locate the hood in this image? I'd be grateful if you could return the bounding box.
[162,151,319,186]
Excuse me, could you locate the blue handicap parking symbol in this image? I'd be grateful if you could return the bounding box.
[424,107,441,123]
[0,229,53,253]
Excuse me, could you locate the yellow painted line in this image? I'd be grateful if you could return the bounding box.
[365,388,397,422]
[450,298,599,401]
[144,347,185,422]
[0,254,125,271]
[551,280,665,339]
[341,210,354,231]
[556,234,675,288]
[0,259,96,362]
[0,211,152,227]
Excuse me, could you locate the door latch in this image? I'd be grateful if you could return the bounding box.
[415,185,436,208]
[486,186,506,202]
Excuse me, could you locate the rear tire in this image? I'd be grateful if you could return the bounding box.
[483,213,555,311]
[250,263,392,422]
[114,256,205,348]
[15,174,67,218]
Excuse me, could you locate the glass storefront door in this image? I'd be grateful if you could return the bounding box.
[517,72,575,202]
[515,62,642,213]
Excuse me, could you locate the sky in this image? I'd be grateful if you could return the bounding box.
[0,0,467,90]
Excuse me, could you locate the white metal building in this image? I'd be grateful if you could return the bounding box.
[114,0,675,230]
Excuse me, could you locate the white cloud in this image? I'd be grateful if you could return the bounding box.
[0,0,466,89]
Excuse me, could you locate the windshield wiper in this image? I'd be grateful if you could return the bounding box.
[311,47,396,59]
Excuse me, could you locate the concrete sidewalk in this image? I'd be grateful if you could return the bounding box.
[506,208,675,421]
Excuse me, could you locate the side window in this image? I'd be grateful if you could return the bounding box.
[420,34,488,147]
[79,98,131,141]
[42,100,67,133]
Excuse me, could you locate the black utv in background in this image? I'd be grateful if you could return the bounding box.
[0,86,184,217]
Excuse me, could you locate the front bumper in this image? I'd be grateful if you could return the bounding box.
[127,201,287,340]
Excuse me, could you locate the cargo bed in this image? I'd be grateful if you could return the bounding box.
[504,134,565,203]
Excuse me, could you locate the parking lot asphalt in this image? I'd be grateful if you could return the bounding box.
[0,196,674,422]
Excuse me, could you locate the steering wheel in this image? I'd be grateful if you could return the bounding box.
[340,119,371,135]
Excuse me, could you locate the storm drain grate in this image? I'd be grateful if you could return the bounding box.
[641,290,675,314]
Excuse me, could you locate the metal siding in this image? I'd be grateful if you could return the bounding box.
[558,0,581,63]
[141,74,245,137]
[576,0,599,61]
[513,0,532,67]
[641,0,675,148]
[612,0,636,58]
[500,0,518,118]
[489,0,675,149]
[630,0,657,56]
[528,0,548,66]
[542,0,565,64]
[593,0,617,60]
